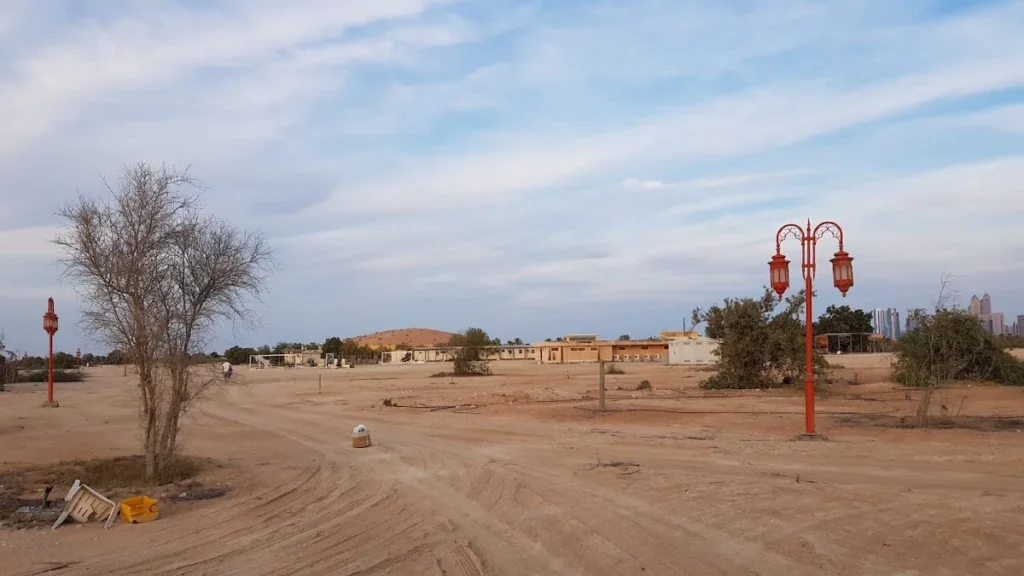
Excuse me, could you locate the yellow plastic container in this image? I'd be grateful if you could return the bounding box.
[120,496,159,524]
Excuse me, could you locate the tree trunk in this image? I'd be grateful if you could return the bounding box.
[916,384,935,428]
[137,360,160,479]
[144,403,159,478]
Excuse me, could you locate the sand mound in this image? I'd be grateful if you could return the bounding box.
[352,328,454,349]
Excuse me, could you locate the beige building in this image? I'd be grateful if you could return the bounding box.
[533,336,669,364]
[382,345,537,364]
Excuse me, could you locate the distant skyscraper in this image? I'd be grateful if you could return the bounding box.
[991,312,1005,336]
[1018,316,1024,336]
[906,310,926,333]
[873,308,901,339]
[969,295,981,316]
[981,293,992,316]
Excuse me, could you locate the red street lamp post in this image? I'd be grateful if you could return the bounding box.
[42,297,60,408]
[770,220,854,437]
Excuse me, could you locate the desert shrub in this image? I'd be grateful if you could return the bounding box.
[447,327,493,376]
[893,310,1024,387]
[636,379,652,390]
[694,288,828,390]
[605,363,625,375]
[17,369,84,383]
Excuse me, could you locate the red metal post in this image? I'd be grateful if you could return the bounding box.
[48,331,54,404]
[803,232,816,435]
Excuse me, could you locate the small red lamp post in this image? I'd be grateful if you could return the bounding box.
[42,297,59,407]
[770,220,854,437]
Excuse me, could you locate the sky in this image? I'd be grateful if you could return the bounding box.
[2,0,1024,355]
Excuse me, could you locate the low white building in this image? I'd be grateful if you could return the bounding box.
[667,337,720,365]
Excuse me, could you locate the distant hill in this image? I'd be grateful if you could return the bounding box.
[351,328,455,349]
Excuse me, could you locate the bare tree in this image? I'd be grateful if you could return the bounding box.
[0,330,16,390]
[915,276,959,427]
[54,162,274,478]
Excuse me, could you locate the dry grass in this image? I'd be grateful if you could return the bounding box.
[0,455,205,501]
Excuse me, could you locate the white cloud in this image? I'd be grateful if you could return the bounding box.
[473,156,1024,304]
[941,104,1024,134]
[0,226,60,258]
[622,178,670,190]
[3,1,1024,350]
[0,0,453,154]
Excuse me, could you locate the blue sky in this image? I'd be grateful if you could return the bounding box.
[2,0,1024,355]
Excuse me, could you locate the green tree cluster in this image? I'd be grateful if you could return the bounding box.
[813,305,874,334]
[893,310,1024,387]
[692,288,828,389]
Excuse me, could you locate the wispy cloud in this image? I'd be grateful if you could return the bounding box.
[624,170,808,192]
[2,0,1024,352]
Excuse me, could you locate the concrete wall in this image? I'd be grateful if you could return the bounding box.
[667,338,719,365]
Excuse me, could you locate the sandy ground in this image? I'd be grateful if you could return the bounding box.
[2,354,1024,575]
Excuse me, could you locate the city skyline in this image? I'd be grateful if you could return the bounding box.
[873,308,902,340]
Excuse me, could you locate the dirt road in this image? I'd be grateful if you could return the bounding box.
[3,358,1024,575]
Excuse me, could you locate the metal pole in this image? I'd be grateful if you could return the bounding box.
[47,332,54,405]
[804,234,816,436]
[598,360,606,411]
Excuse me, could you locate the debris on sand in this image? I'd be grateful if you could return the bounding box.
[352,424,372,448]
[51,480,117,530]
[171,486,229,503]
[11,505,62,524]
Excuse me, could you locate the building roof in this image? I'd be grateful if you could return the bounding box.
[533,339,668,347]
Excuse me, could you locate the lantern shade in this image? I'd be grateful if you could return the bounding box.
[43,298,59,334]
[769,253,790,300]
[830,249,854,297]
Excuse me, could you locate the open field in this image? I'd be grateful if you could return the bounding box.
[3,354,1024,575]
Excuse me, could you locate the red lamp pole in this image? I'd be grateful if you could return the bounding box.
[769,220,854,436]
[42,297,59,407]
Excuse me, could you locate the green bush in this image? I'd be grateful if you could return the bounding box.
[694,288,828,390]
[17,369,84,383]
[448,328,493,376]
[893,310,1024,387]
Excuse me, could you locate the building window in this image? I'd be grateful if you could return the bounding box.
[653,354,661,360]
[633,354,640,360]
[617,346,626,351]
[590,347,598,351]
[641,346,649,350]
[643,354,650,361]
